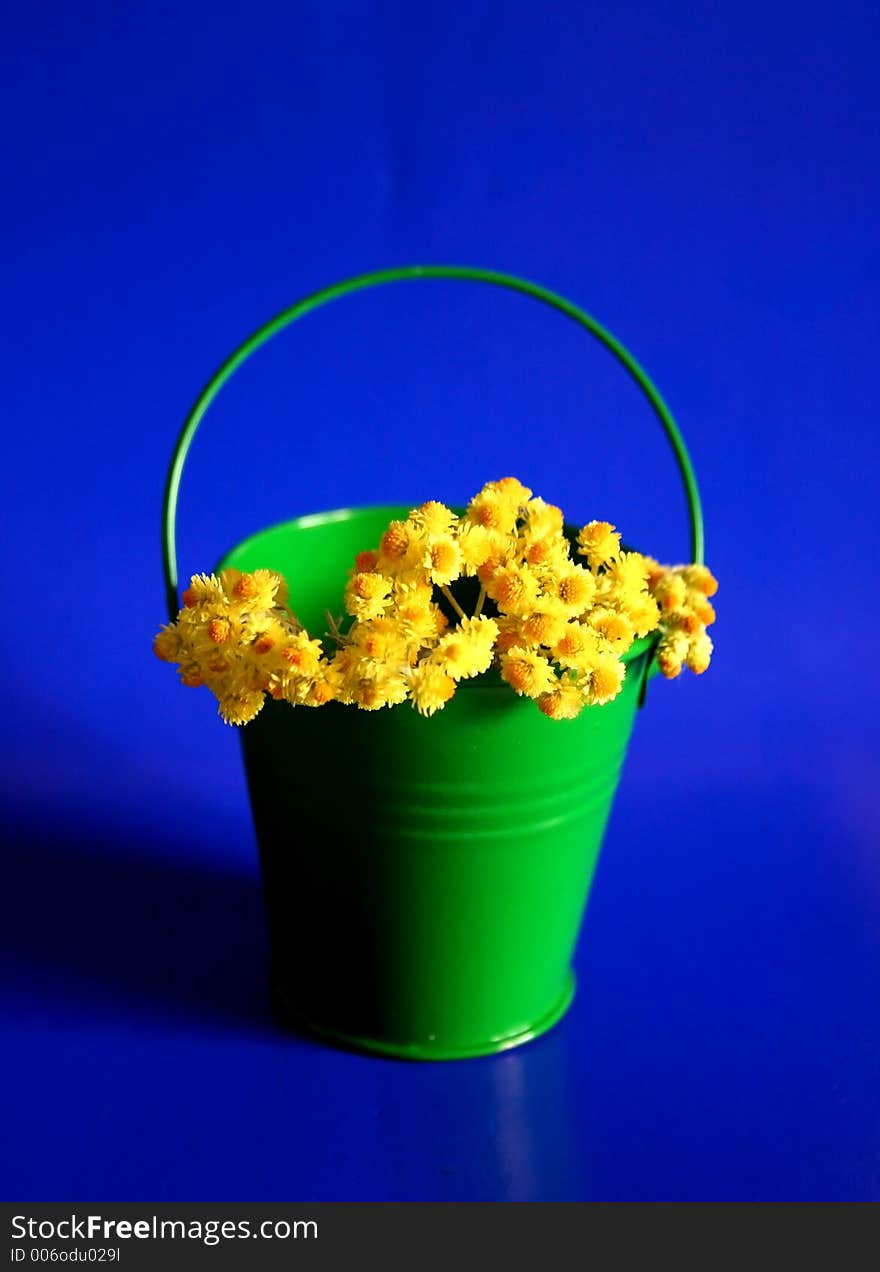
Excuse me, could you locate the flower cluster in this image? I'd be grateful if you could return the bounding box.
[153,569,328,725]
[645,560,717,678]
[154,478,717,725]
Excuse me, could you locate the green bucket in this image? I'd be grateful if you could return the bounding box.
[161,266,704,1060]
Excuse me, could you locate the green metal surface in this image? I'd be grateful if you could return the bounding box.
[218,506,657,1058]
[162,267,704,1059]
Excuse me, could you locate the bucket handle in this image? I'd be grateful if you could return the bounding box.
[162,265,704,620]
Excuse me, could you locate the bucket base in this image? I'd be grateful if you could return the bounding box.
[270,971,576,1061]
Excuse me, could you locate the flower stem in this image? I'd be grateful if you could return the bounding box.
[325,611,350,648]
[473,585,487,618]
[440,585,467,622]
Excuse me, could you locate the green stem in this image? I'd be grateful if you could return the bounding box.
[325,611,350,648]
[440,585,467,622]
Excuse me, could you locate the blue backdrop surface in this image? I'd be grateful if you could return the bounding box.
[2,0,879,1201]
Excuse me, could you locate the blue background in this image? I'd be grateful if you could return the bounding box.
[3,0,879,1201]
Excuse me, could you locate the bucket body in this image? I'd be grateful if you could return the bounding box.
[218,507,652,1060]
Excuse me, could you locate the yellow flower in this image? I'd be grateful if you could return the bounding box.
[222,568,284,612]
[178,606,244,659]
[537,679,585,721]
[351,668,409,711]
[583,654,626,705]
[643,558,668,590]
[326,646,360,703]
[279,632,325,678]
[393,581,445,645]
[180,573,226,609]
[522,497,564,542]
[604,551,650,598]
[457,522,496,575]
[587,607,635,650]
[250,616,288,658]
[476,546,512,586]
[344,571,393,620]
[682,564,719,597]
[576,521,621,570]
[355,549,378,573]
[409,500,457,537]
[686,630,713,674]
[377,520,414,575]
[554,565,596,616]
[153,625,182,661]
[552,622,588,665]
[625,596,661,638]
[466,486,519,536]
[422,536,462,587]
[208,617,231,645]
[393,577,434,606]
[407,662,457,716]
[521,534,570,573]
[429,616,498,680]
[353,616,409,666]
[654,573,688,613]
[693,598,717,626]
[493,476,533,507]
[552,623,604,672]
[301,667,341,707]
[500,649,556,698]
[494,616,528,653]
[218,691,264,726]
[521,610,567,648]
[201,647,236,681]
[657,629,690,679]
[486,562,541,617]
